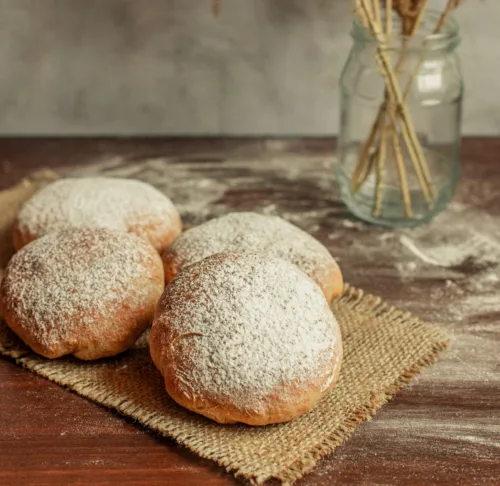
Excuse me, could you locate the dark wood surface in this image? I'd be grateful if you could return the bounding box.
[0,138,499,486]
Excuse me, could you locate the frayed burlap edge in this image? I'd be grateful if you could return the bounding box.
[273,346,447,486]
[251,285,449,485]
[0,284,449,486]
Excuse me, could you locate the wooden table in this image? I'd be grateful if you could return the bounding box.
[0,138,498,485]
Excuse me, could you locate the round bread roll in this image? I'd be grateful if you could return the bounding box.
[161,212,343,302]
[0,228,164,360]
[12,177,182,253]
[150,252,343,426]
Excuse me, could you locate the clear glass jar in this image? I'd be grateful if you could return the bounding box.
[336,12,463,227]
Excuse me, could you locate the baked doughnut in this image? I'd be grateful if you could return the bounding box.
[12,177,182,253]
[150,252,343,426]
[0,228,164,360]
[162,212,343,302]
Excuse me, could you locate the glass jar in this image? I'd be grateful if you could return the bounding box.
[336,12,463,227]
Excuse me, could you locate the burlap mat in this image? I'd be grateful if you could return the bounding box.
[0,174,449,485]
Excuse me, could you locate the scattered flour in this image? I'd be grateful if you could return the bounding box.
[399,232,500,269]
[65,154,341,229]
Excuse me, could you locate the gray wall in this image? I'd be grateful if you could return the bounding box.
[0,0,497,136]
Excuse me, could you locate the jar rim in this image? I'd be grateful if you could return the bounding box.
[352,9,460,48]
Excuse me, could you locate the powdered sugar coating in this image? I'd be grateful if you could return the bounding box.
[151,252,342,423]
[164,212,340,291]
[1,228,164,359]
[15,177,181,251]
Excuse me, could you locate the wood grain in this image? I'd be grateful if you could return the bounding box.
[0,138,499,485]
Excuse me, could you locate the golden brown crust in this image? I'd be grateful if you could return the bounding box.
[126,213,182,254]
[1,228,165,360]
[11,222,34,252]
[1,294,157,360]
[155,332,342,426]
[161,247,184,286]
[150,251,343,426]
[312,257,344,302]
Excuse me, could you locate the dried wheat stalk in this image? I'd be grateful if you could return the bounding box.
[355,0,433,214]
[350,0,465,219]
[352,0,434,203]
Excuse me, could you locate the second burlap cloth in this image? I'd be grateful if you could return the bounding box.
[0,175,449,485]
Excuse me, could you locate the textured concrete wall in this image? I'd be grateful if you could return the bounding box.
[0,0,496,135]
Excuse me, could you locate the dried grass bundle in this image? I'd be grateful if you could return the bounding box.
[351,0,466,218]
